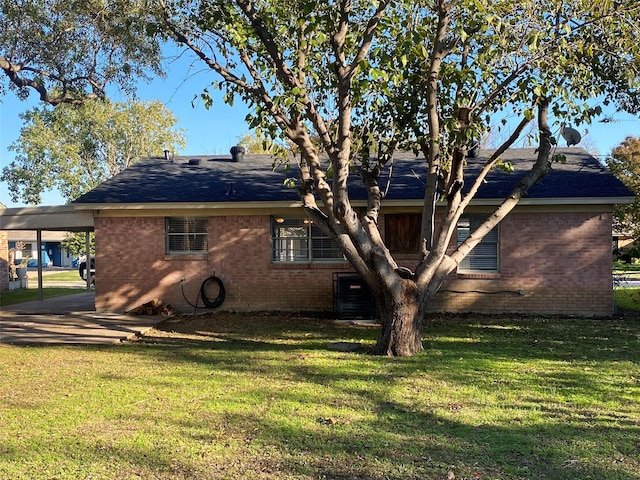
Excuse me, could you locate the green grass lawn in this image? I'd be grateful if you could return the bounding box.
[0,269,87,306]
[0,313,638,480]
[615,287,640,311]
[37,270,84,281]
[0,287,86,306]
[613,261,640,276]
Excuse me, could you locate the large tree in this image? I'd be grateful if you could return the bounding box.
[0,0,162,105]
[608,136,640,240]
[155,0,640,356]
[1,99,187,203]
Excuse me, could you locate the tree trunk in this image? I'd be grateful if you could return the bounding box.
[373,280,424,356]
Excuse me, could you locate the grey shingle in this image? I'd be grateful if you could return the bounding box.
[72,148,632,205]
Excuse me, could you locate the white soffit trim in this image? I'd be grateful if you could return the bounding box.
[466,196,636,206]
[0,205,94,231]
[72,201,304,211]
[379,196,635,207]
[71,195,635,213]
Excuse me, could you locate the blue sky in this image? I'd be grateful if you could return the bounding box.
[1,50,639,208]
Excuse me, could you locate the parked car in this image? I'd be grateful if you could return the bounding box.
[78,256,95,285]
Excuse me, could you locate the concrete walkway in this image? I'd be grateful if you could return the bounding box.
[0,292,163,345]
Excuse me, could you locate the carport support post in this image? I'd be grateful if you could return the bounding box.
[37,229,43,300]
[85,230,91,291]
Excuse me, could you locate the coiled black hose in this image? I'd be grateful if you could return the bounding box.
[181,275,225,309]
[200,275,225,308]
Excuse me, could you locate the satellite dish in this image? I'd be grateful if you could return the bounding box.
[560,125,582,147]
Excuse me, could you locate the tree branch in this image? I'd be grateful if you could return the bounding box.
[458,113,533,211]
[420,1,451,252]
[0,57,101,105]
[449,98,553,267]
[345,0,390,80]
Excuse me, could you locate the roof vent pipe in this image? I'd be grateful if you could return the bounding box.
[164,149,170,160]
[230,145,246,162]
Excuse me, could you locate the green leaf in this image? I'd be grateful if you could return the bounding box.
[303,1,316,16]
[496,159,514,173]
[283,178,297,188]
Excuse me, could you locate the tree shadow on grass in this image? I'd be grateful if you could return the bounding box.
[74,312,640,479]
[235,402,640,479]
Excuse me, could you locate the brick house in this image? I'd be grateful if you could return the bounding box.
[72,147,633,316]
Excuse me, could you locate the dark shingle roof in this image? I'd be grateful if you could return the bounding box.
[73,148,633,205]
[463,148,632,200]
[74,155,299,204]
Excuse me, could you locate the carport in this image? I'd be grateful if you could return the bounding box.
[1,205,95,300]
[1,206,167,345]
[0,291,164,344]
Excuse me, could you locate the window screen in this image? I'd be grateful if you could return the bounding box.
[166,217,208,254]
[272,218,309,261]
[457,216,499,272]
[272,217,343,262]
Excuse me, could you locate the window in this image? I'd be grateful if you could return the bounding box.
[457,216,499,272]
[166,217,208,254]
[272,217,343,262]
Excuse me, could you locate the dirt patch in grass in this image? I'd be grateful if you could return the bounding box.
[146,310,377,342]
[147,308,639,336]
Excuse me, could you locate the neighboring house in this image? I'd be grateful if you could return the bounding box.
[613,231,635,251]
[7,230,75,268]
[0,228,7,292]
[72,147,633,317]
[0,204,7,291]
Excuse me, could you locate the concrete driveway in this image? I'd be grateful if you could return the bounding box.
[0,292,163,345]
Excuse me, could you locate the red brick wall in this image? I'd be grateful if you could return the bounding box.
[94,215,351,312]
[429,211,613,316]
[94,209,613,316]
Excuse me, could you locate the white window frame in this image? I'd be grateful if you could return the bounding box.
[457,215,499,273]
[271,217,343,263]
[165,217,208,254]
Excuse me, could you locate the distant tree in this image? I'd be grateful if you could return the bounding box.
[0,0,162,105]
[608,137,640,240]
[1,99,186,204]
[237,132,282,154]
[61,232,95,257]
